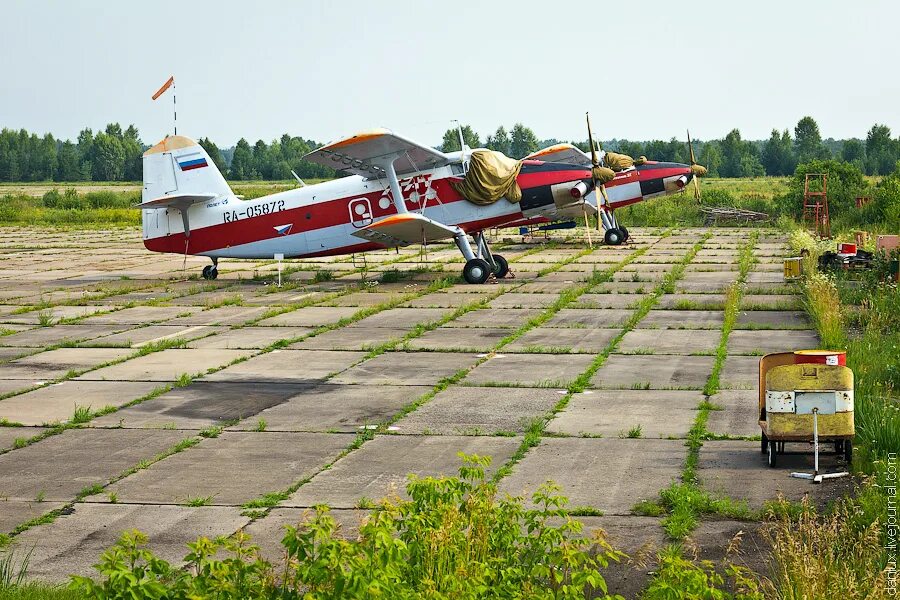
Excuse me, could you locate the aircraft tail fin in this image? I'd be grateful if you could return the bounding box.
[142,135,232,204]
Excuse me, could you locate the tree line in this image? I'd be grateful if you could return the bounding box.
[1,116,898,182]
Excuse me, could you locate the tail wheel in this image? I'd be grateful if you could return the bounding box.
[492,254,509,278]
[604,228,624,246]
[767,440,777,468]
[463,258,491,284]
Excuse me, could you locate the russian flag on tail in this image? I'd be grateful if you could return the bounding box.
[177,152,208,171]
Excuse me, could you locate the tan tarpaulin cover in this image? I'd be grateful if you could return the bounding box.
[451,150,523,205]
[603,151,634,172]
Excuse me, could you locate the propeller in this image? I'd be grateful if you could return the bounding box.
[586,112,613,232]
[686,130,706,204]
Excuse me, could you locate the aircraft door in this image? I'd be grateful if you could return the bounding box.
[348,197,374,228]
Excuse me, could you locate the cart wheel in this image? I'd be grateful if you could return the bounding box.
[844,439,853,464]
[761,432,768,454]
[767,441,777,467]
[834,440,844,453]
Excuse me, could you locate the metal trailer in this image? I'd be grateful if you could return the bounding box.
[758,351,854,469]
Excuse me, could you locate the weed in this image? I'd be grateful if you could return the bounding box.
[184,496,213,507]
[254,419,267,432]
[70,405,93,424]
[623,425,643,438]
[107,492,118,504]
[37,310,56,327]
[34,491,45,503]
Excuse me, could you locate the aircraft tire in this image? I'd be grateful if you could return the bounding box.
[202,265,212,280]
[767,440,777,468]
[604,228,624,246]
[463,258,491,284]
[620,226,629,241]
[202,267,218,281]
[492,254,509,278]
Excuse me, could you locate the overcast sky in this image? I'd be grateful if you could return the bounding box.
[3,0,898,147]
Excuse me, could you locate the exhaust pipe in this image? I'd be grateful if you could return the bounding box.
[570,181,589,199]
[674,174,689,189]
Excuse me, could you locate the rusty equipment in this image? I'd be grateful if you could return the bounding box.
[759,350,853,481]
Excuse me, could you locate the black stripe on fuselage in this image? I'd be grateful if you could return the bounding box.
[636,162,688,171]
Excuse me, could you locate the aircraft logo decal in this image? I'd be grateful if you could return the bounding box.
[177,152,208,171]
[273,223,293,236]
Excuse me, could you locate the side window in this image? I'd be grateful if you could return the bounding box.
[450,162,465,176]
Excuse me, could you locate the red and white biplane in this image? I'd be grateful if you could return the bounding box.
[140,125,702,283]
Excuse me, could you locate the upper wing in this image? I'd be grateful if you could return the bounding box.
[303,128,452,178]
[524,143,592,167]
[350,212,458,247]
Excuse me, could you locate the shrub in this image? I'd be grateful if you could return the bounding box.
[70,454,624,599]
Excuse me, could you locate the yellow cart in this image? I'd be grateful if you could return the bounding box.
[758,351,854,469]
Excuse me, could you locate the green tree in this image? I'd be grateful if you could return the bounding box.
[509,123,539,159]
[0,129,21,181]
[198,137,226,172]
[440,125,480,152]
[698,142,722,177]
[229,138,254,180]
[789,159,867,219]
[122,125,143,181]
[252,140,271,179]
[90,132,125,181]
[485,126,511,156]
[719,129,745,177]
[794,116,829,163]
[76,128,95,180]
[841,138,866,171]
[761,129,795,176]
[55,141,81,181]
[865,124,895,175]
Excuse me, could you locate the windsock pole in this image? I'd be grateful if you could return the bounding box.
[151,76,176,136]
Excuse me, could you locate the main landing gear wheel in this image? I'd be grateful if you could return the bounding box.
[201,265,218,280]
[620,226,630,242]
[463,258,491,284]
[843,438,853,463]
[604,228,625,246]
[492,254,509,278]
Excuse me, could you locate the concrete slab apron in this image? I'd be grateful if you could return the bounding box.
[285,435,522,508]
[0,380,161,426]
[499,438,683,513]
[95,431,353,505]
[12,504,249,582]
[0,428,187,502]
[548,390,703,438]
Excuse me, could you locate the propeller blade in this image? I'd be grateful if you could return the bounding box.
[586,113,599,167]
[687,129,697,165]
[586,111,609,216]
[693,175,702,204]
[582,206,593,248]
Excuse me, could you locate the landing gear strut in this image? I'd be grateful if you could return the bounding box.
[455,230,509,284]
[201,259,218,280]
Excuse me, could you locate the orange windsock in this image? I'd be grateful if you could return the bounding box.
[152,76,175,100]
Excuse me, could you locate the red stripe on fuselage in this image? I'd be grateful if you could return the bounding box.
[144,164,594,256]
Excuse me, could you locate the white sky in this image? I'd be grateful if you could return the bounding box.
[3,0,898,147]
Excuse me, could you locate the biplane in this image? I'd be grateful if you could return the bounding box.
[139,121,704,283]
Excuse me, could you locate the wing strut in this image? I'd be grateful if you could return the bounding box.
[378,154,408,215]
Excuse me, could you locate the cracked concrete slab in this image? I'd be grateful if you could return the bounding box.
[285,435,521,508]
[0,428,187,502]
[201,349,363,383]
[499,438,683,513]
[547,390,702,438]
[504,327,620,353]
[464,353,594,387]
[230,383,430,432]
[11,504,249,581]
[0,380,161,426]
[393,386,560,435]
[95,431,352,505]
[330,351,478,386]
[591,354,714,389]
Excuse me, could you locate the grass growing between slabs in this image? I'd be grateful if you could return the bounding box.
[637,233,760,541]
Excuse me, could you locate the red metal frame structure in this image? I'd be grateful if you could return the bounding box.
[802,173,831,238]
